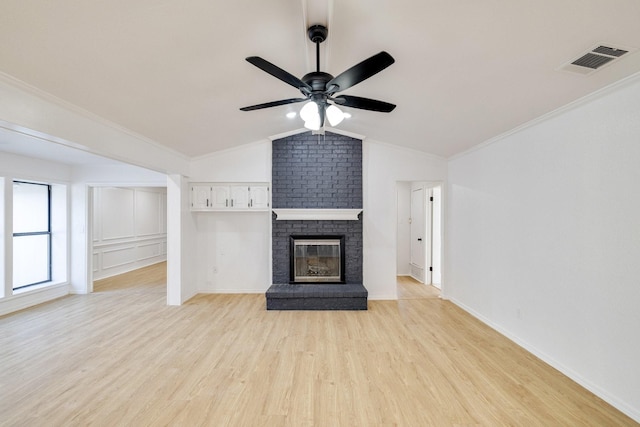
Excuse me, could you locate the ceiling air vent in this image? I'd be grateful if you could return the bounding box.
[560,44,634,76]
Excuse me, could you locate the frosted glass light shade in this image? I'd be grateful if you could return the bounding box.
[299,101,318,122]
[300,101,321,130]
[304,116,321,130]
[326,104,345,126]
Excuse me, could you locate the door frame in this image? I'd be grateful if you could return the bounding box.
[396,180,444,290]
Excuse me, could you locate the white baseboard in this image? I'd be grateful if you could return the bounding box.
[93,258,167,281]
[197,289,266,294]
[367,294,398,301]
[0,283,70,317]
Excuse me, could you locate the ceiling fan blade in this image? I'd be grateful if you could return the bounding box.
[327,51,395,93]
[240,98,307,111]
[246,57,312,93]
[333,95,396,112]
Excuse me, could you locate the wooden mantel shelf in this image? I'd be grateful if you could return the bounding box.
[272,209,362,221]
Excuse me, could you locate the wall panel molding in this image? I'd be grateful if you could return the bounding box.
[92,186,167,280]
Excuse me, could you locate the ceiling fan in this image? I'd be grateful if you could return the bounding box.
[240,24,396,130]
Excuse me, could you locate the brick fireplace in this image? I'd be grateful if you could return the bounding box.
[266,131,367,310]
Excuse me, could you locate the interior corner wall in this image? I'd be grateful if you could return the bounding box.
[189,140,272,294]
[446,76,640,422]
[363,140,447,299]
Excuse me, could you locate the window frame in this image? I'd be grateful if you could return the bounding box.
[12,180,52,290]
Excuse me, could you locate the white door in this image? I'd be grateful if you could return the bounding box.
[410,186,432,284]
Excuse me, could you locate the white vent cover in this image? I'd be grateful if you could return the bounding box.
[559,43,636,75]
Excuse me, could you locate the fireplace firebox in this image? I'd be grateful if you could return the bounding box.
[290,235,346,284]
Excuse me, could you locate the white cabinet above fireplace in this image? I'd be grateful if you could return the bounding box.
[190,183,270,211]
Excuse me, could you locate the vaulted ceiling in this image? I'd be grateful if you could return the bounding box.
[1,0,640,160]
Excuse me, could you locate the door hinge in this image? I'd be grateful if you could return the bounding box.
[429,266,433,272]
[430,196,434,202]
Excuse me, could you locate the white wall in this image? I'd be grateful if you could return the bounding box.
[190,140,271,182]
[70,182,90,295]
[167,174,197,305]
[0,177,9,299]
[447,75,640,422]
[363,140,447,299]
[73,164,167,185]
[190,141,272,293]
[194,212,271,293]
[92,187,167,280]
[396,182,411,275]
[0,151,72,182]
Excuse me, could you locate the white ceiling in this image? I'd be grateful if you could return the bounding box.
[1,0,640,160]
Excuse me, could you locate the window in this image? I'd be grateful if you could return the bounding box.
[13,181,51,290]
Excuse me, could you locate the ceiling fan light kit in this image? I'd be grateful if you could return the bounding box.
[240,24,396,131]
[300,101,321,130]
[326,104,345,126]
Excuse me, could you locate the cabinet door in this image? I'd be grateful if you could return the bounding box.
[249,185,270,209]
[210,185,231,209]
[230,185,250,209]
[191,185,211,209]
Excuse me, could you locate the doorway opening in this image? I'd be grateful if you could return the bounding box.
[88,185,168,294]
[396,181,442,289]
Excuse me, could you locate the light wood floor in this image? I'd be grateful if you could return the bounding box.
[0,264,636,426]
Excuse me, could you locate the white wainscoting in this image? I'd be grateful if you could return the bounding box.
[92,187,167,280]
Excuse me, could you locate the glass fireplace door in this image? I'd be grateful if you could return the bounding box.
[290,236,345,283]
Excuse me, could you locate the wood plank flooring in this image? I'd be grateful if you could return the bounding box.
[0,264,636,426]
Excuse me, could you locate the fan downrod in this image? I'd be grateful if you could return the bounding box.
[303,25,333,93]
